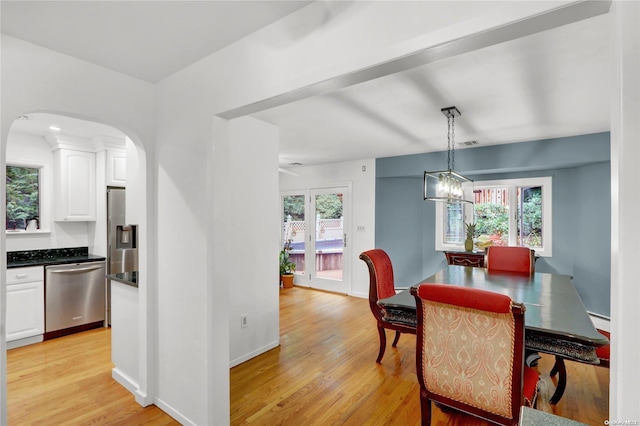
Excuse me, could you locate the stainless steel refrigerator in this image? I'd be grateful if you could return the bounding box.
[107,187,138,323]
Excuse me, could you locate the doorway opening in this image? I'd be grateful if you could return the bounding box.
[2,111,147,422]
[281,186,350,294]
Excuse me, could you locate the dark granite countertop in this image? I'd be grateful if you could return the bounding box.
[7,247,106,268]
[107,271,138,288]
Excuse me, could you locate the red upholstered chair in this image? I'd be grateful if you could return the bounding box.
[359,249,416,363]
[411,283,539,426]
[486,246,536,274]
[595,329,611,368]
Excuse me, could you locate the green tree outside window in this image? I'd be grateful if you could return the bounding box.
[6,165,39,230]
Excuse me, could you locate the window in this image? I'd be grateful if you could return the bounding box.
[436,176,552,256]
[6,165,40,231]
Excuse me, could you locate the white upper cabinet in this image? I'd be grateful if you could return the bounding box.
[53,148,97,221]
[106,150,126,187]
[46,133,127,222]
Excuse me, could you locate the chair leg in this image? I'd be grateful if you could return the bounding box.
[392,330,401,347]
[549,356,567,405]
[420,391,431,426]
[376,324,387,363]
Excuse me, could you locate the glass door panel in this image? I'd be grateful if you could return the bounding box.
[282,194,306,278]
[313,192,343,281]
[309,187,348,293]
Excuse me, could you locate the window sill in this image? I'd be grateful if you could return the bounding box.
[6,230,51,236]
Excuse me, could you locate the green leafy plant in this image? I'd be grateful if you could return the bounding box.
[279,239,296,275]
[474,203,509,237]
[465,222,476,240]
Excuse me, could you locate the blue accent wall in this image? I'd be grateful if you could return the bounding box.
[375,132,611,317]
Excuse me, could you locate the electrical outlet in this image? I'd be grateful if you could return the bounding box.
[240,314,248,328]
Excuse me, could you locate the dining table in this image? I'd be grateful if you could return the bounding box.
[377,265,609,404]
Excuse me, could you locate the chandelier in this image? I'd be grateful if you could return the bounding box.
[423,106,473,203]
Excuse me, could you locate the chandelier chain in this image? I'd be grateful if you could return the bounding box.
[446,110,456,171]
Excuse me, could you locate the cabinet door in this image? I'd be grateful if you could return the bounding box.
[106,150,126,187]
[55,149,96,221]
[6,281,45,342]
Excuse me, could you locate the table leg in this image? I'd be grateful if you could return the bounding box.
[549,355,567,404]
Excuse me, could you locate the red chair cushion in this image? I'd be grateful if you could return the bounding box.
[416,282,513,314]
[596,330,610,362]
[523,366,540,406]
[487,246,534,274]
[361,249,396,300]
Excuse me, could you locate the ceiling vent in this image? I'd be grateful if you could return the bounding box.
[458,140,478,147]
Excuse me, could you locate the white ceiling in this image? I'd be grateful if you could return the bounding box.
[1,2,611,169]
[0,0,311,83]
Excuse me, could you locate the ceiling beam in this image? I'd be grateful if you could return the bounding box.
[218,0,611,120]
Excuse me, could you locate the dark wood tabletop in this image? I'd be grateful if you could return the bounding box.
[378,265,609,348]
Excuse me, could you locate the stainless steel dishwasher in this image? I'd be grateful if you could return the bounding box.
[45,261,106,337]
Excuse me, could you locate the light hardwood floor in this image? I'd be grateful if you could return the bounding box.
[7,328,178,425]
[7,286,609,425]
[231,286,609,426]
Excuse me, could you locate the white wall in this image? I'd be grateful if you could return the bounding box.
[610,1,640,420]
[279,160,376,299]
[228,117,280,367]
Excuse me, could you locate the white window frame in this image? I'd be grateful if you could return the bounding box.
[435,176,553,257]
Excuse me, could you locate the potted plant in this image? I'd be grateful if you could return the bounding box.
[279,239,296,288]
[464,222,476,252]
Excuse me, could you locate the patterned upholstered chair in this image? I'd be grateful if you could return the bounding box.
[486,246,536,274]
[359,249,416,363]
[411,283,539,425]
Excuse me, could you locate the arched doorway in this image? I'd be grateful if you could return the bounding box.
[2,111,151,419]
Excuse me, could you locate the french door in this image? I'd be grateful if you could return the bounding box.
[281,186,350,294]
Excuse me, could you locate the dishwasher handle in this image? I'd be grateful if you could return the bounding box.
[48,265,104,274]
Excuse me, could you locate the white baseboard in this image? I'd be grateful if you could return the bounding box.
[6,334,43,349]
[111,372,198,425]
[229,339,280,368]
[112,367,139,397]
[154,397,196,426]
[135,389,153,407]
[350,291,367,299]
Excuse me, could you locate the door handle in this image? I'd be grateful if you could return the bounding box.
[48,265,104,274]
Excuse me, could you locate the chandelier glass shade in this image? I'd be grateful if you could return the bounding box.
[423,106,473,203]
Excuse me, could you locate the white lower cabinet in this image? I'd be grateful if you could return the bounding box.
[6,266,44,344]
